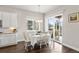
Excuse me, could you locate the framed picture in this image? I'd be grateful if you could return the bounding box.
[69,12,79,22]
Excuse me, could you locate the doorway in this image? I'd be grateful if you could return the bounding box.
[48,15,63,43]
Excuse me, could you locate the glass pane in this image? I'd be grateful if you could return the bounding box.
[27,20,33,30]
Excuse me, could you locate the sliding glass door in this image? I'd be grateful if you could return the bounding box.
[48,15,63,43]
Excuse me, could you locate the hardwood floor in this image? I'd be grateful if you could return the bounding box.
[0,41,78,53]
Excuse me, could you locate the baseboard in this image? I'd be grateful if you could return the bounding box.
[62,43,79,52]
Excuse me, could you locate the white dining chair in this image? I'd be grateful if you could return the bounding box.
[23,31,33,51]
[39,32,50,48]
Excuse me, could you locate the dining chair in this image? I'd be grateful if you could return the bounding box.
[39,32,50,48]
[23,31,33,51]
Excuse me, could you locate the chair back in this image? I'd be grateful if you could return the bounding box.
[40,32,50,44]
[23,31,32,42]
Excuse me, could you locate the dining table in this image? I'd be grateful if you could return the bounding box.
[31,33,51,47]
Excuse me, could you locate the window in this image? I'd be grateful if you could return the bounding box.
[27,20,33,30]
[26,16,42,31]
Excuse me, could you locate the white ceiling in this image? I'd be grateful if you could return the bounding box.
[9,5,59,13]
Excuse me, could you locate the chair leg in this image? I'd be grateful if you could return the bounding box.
[46,43,47,47]
[46,43,49,47]
[40,44,41,48]
[24,45,28,52]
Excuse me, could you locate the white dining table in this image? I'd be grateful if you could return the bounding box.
[31,33,51,47]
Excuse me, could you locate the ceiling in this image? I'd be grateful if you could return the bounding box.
[9,5,59,13]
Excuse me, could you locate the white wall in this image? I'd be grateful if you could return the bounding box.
[45,5,79,51]
[0,6,43,42]
[63,6,79,51]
